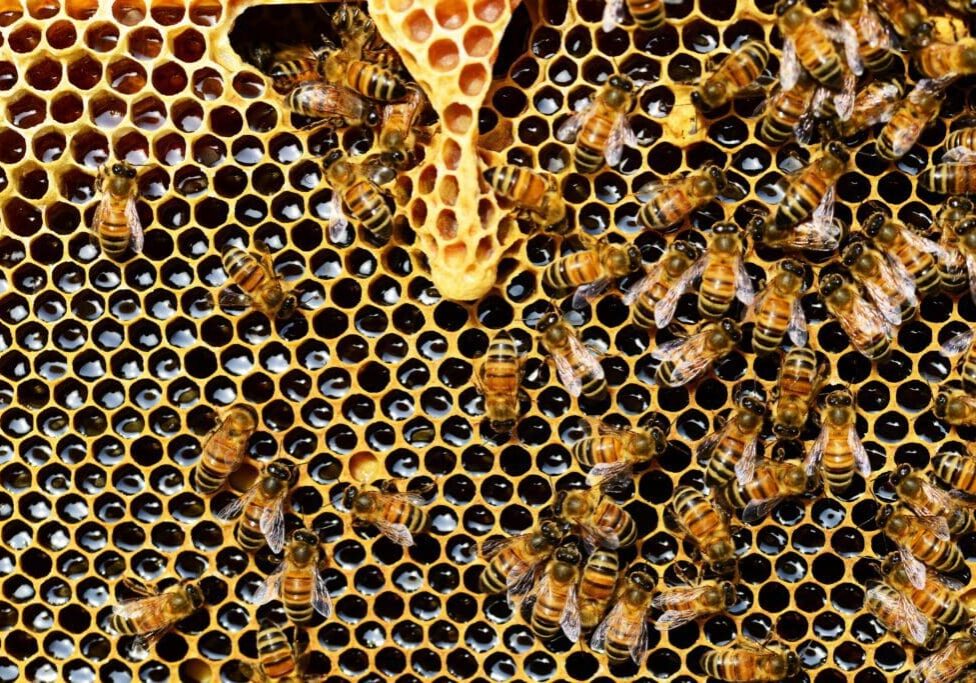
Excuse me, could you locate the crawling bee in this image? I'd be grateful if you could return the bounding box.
[941,325,976,391]
[244,619,326,682]
[266,44,330,92]
[691,40,770,111]
[758,75,819,146]
[951,217,976,303]
[831,0,893,73]
[193,404,259,494]
[749,258,808,354]
[670,486,737,578]
[652,570,736,630]
[865,584,949,652]
[877,79,947,161]
[542,235,642,308]
[590,569,656,665]
[872,0,931,44]
[624,239,704,329]
[484,165,567,234]
[572,419,668,486]
[253,529,332,625]
[934,387,976,427]
[804,388,870,495]
[914,38,976,80]
[479,521,567,599]
[841,236,918,326]
[321,149,393,245]
[526,542,583,641]
[552,486,637,550]
[876,504,965,590]
[601,0,665,32]
[320,46,407,102]
[216,459,295,554]
[375,84,429,170]
[862,213,942,297]
[92,161,143,259]
[340,480,431,547]
[771,347,826,440]
[697,222,755,319]
[700,639,800,682]
[219,246,299,320]
[905,626,976,683]
[285,82,374,128]
[536,309,608,400]
[557,74,639,173]
[474,330,523,434]
[653,318,742,387]
[819,272,892,360]
[882,552,973,628]
[700,390,766,489]
[720,459,816,524]
[749,210,844,253]
[636,164,744,231]
[935,196,975,294]
[776,141,849,230]
[110,579,206,650]
[578,549,619,632]
[890,464,973,537]
[830,80,903,138]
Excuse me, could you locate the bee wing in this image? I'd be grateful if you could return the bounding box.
[833,70,857,121]
[853,290,894,345]
[804,424,829,478]
[480,533,525,560]
[586,523,621,549]
[780,38,801,91]
[112,592,172,624]
[861,278,904,328]
[556,102,594,142]
[941,329,975,356]
[881,251,920,305]
[787,297,808,347]
[560,582,582,642]
[622,264,662,306]
[742,495,786,524]
[218,287,255,310]
[791,217,842,251]
[373,520,415,547]
[215,489,256,523]
[590,601,622,652]
[601,0,626,33]
[847,425,871,477]
[899,546,928,590]
[125,199,144,254]
[604,115,637,168]
[259,498,287,554]
[911,642,968,683]
[653,333,712,387]
[734,259,755,306]
[654,257,705,328]
[836,20,864,76]
[327,194,350,244]
[697,419,732,461]
[506,563,540,600]
[312,566,334,618]
[252,564,284,605]
[912,512,951,542]
[568,334,605,380]
[571,278,612,310]
[551,352,583,397]
[734,436,759,486]
[866,585,930,646]
[652,583,709,610]
[654,608,699,630]
[942,146,976,164]
[900,225,947,259]
[586,461,634,488]
[629,621,650,665]
[966,254,976,305]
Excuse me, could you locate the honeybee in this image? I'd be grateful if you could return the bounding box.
[841,236,919,326]
[700,639,800,682]
[340,481,431,546]
[557,74,639,173]
[285,82,373,128]
[601,0,665,32]
[219,246,299,320]
[804,388,870,494]
[941,326,976,391]
[193,404,259,494]
[245,619,324,682]
[771,347,826,440]
[527,542,583,641]
[652,572,736,630]
[946,128,976,155]
[720,459,816,524]
[951,217,976,303]
[266,44,329,92]
[375,85,429,169]
[625,239,704,329]
[890,464,973,537]
[775,141,849,230]
[320,49,407,102]
[542,235,642,308]
[110,579,206,650]
[552,486,637,550]
[483,165,568,234]
[876,504,965,590]
[758,75,819,146]
[750,259,808,354]
[831,0,893,73]
[321,149,393,244]
[830,80,902,138]
[590,569,656,665]
[935,197,975,294]
[871,0,929,43]
[862,213,942,296]
[636,164,744,231]
[914,39,976,80]
[876,79,947,161]
[653,318,742,388]
[934,387,976,427]
[700,390,766,489]
[749,210,845,253]
[819,272,892,360]
[691,40,770,111]
[933,451,976,497]
[670,486,737,578]
[216,459,295,554]
[330,3,376,50]
[864,584,949,651]
[578,549,619,631]
[536,309,608,400]
[572,419,668,486]
[906,626,976,683]
[474,330,523,434]
[696,223,755,319]
[920,158,976,196]
[479,520,566,598]
[253,528,331,625]
[882,552,972,627]
[92,161,143,259]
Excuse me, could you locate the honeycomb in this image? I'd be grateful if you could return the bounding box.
[2,0,976,680]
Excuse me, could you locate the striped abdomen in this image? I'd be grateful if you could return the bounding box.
[593,499,636,547]
[777,165,830,227]
[573,436,624,468]
[575,112,613,173]
[97,197,133,257]
[237,495,274,551]
[705,425,754,488]
[223,247,267,297]
[639,187,695,230]
[934,453,976,494]
[195,435,242,494]
[344,181,392,242]
[543,252,602,294]
[698,259,736,318]
[346,60,406,101]
[531,573,577,638]
[626,0,665,30]
[794,30,842,89]
[257,625,297,679]
[282,567,314,624]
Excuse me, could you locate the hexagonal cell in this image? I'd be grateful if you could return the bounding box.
[111,0,145,26]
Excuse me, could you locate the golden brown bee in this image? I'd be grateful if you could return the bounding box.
[750,258,808,354]
[831,80,903,138]
[284,82,373,128]
[247,619,323,682]
[110,579,206,649]
[527,542,583,641]
[804,388,870,494]
[321,149,393,244]
[831,0,893,73]
[758,75,818,146]
[700,640,801,682]
[376,85,429,170]
[653,318,742,388]
[253,529,331,625]
[624,239,704,329]
[670,486,737,578]
[890,464,974,538]
[537,309,608,400]
[935,197,975,294]
[92,161,143,259]
[862,213,942,296]
[341,481,431,546]
[915,38,976,80]
[776,141,849,230]
[578,549,619,631]
[841,236,919,326]
[770,347,826,440]
[266,45,329,92]
[652,574,736,630]
[701,390,766,489]
[952,217,976,303]
[572,419,668,486]
[720,459,816,524]
[819,272,892,360]
[749,211,845,253]
[217,459,295,554]
[778,0,861,92]
[590,569,656,665]
[601,0,665,32]
[691,40,770,111]
[552,486,637,550]
[882,552,973,627]
[697,222,755,319]
[933,451,976,497]
[864,584,949,651]
[872,0,931,43]
[483,165,568,234]
[321,49,407,101]
[637,164,744,231]
[920,158,976,196]
[876,504,965,590]
[542,235,642,307]
[941,325,976,391]
[330,2,376,47]
[193,404,259,494]
[905,626,976,683]
[557,74,639,173]
[219,246,299,320]
[934,387,976,427]
[479,520,566,598]
[474,330,523,434]
[946,128,976,155]
[877,79,946,161]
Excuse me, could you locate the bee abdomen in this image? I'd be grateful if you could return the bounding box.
[348,60,405,101]
[346,183,392,241]
[627,0,665,30]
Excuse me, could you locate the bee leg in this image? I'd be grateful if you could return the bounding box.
[378,480,398,494]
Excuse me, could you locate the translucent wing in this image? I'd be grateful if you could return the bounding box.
[215,489,256,523]
[568,334,605,379]
[652,332,712,387]
[654,257,705,328]
[622,263,663,306]
[481,534,524,560]
[967,253,976,304]
[252,565,284,605]
[586,461,634,487]
[218,287,255,310]
[882,251,920,305]
[900,546,928,590]
[734,259,755,306]
[506,563,539,600]
[655,608,699,630]
[860,7,890,49]
[787,297,808,347]
[112,592,169,622]
[601,0,626,33]
[912,641,968,683]
[552,352,583,397]
[697,419,733,462]
[780,39,800,91]
[734,437,759,486]
[126,199,144,254]
[590,602,622,652]
[849,290,893,350]
[804,423,829,477]
[867,585,929,646]
[560,583,582,642]
[572,278,612,310]
[834,70,857,121]
[605,116,637,168]
[312,567,334,618]
[374,520,415,546]
[327,194,350,243]
[861,278,904,328]
[259,498,287,554]
[848,425,871,477]
[790,217,842,251]
[557,102,594,142]
[652,583,711,612]
[742,495,785,524]
[899,225,945,258]
[837,21,864,76]
[942,146,976,164]
[941,329,975,356]
[629,621,650,664]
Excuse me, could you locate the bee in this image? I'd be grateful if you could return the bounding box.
[749,210,844,253]
[906,626,976,683]
[720,459,816,524]
[952,217,976,303]
[696,222,755,319]
[572,419,668,486]
[872,0,931,44]
[933,451,976,497]
[941,325,976,391]
[193,404,259,494]
[890,464,973,537]
[819,272,892,360]
[247,619,322,682]
[700,390,766,489]
[700,640,801,682]
[882,552,972,627]
[266,45,329,92]
[253,529,331,625]
[862,213,942,296]
[479,520,566,598]
[624,239,704,329]
[636,164,744,231]
[804,388,870,494]
[340,481,430,546]
[830,80,903,138]
[778,0,861,96]
[670,486,737,578]
[321,149,393,244]
[864,584,949,652]
[527,542,583,641]
[376,85,429,170]
[536,309,608,401]
[590,569,656,665]
[750,258,808,354]
[652,572,736,630]
[933,197,974,293]
[552,486,637,550]
[330,3,376,48]
[557,74,639,173]
[285,82,373,128]
[653,318,742,388]
[946,128,976,154]
[320,49,407,102]
[775,141,849,230]
[216,459,295,554]
[831,0,893,73]
[601,0,665,32]
[876,504,965,590]
[920,158,976,196]
[914,39,976,80]
[110,579,206,649]
[758,75,819,146]
[92,161,143,259]
[542,235,642,308]
[771,347,826,440]
[578,549,619,632]
[841,236,919,326]
[474,330,523,434]
[876,79,947,161]
[934,387,976,427]
[219,246,299,320]
[691,40,770,111]
[483,165,568,234]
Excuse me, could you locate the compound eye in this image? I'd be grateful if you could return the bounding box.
[113,164,124,174]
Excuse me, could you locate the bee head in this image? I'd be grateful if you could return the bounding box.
[709,556,737,579]
[889,464,913,489]
[780,258,806,281]
[554,542,582,566]
[934,390,949,417]
[292,528,319,547]
[874,503,895,528]
[840,240,864,267]
[321,149,345,172]
[926,624,949,651]
[341,485,360,510]
[819,272,845,298]
[628,570,654,592]
[747,215,770,242]
[861,212,887,238]
[772,421,801,440]
[112,162,136,179]
[880,551,901,575]
[674,240,703,262]
[539,520,567,546]
[825,140,850,164]
[185,583,205,610]
[650,426,668,453]
[268,459,296,484]
[624,244,642,272]
[782,652,800,677]
[608,74,634,92]
[721,581,737,607]
[712,221,737,236]
[719,318,742,344]
[276,293,299,320]
[489,417,516,434]
[536,310,560,333]
[739,392,766,418]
